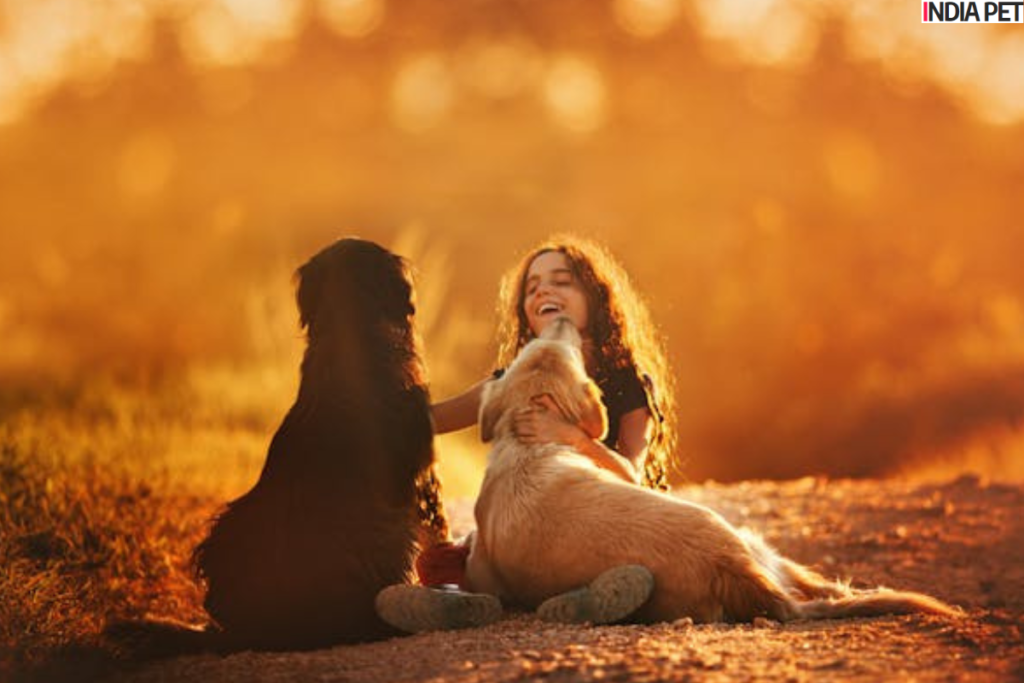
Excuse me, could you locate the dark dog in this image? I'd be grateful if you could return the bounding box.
[193,238,445,650]
[107,238,446,657]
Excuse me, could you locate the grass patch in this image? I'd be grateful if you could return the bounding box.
[0,437,218,674]
[0,370,278,676]
[0,363,488,678]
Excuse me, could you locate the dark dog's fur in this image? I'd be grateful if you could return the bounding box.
[193,238,437,650]
[107,239,439,656]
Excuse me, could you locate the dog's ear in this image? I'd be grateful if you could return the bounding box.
[545,372,606,441]
[295,254,326,332]
[577,380,608,441]
[479,378,506,443]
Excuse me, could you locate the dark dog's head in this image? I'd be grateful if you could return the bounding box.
[296,238,415,341]
[294,237,426,395]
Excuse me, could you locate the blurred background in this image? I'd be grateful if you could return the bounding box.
[1,0,1022,499]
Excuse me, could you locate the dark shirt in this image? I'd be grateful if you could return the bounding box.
[492,364,650,450]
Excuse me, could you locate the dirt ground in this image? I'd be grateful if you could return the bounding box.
[102,476,1023,683]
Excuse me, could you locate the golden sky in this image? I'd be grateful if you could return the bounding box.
[3,0,1024,126]
[1,0,1022,481]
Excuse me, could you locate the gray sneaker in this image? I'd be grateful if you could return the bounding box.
[536,565,655,624]
[375,584,503,633]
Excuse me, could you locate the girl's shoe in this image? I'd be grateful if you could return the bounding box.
[536,565,654,624]
[375,584,502,633]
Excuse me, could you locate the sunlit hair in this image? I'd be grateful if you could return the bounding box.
[496,235,676,490]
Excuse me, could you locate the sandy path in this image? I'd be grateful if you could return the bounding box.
[103,477,1024,683]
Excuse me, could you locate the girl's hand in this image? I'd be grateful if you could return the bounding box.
[515,394,639,484]
[512,395,586,448]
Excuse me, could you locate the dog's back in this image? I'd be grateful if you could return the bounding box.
[197,389,432,648]
[476,444,957,623]
[473,446,767,619]
[193,239,438,650]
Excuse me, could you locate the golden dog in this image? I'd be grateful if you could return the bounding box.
[465,318,958,623]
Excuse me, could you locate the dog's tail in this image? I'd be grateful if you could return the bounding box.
[103,616,228,661]
[737,528,851,601]
[792,588,962,620]
[735,528,961,620]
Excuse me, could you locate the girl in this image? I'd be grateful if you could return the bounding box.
[377,235,677,630]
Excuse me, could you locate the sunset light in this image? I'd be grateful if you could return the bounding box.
[2,1,1023,678]
[2,1,1024,127]
[0,0,1021,488]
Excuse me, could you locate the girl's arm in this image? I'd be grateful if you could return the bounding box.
[615,407,652,470]
[568,430,642,484]
[430,379,488,434]
[513,400,651,485]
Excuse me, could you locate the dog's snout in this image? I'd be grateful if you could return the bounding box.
[543,316,582,347]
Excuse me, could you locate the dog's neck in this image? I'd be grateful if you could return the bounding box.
[299,326,426,403]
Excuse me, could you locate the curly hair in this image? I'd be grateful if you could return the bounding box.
[496,235,677,490]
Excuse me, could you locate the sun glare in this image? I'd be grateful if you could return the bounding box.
[0,0,145,124]
[970,36,1024,125]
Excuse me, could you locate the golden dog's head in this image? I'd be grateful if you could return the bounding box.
[480,317,607,443]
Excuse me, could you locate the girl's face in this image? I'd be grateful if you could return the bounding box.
[522,250,590,337]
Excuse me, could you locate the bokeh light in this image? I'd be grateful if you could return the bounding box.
[612,0,684,38]
[178,0,304,67]
[692,0,818,67]
[542,54,607,134]
[458,37,543,101]
[318,0,385,39]
[1,0,1022,488]
[390,53,455,133]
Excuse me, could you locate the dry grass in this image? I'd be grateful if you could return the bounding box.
[0,376,258,675]
[0,229,497,678]
[0,325,488,679]
[0,444,214,661]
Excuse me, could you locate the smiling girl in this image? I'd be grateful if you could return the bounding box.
[435,237,675,488]
[377,235,677,630]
